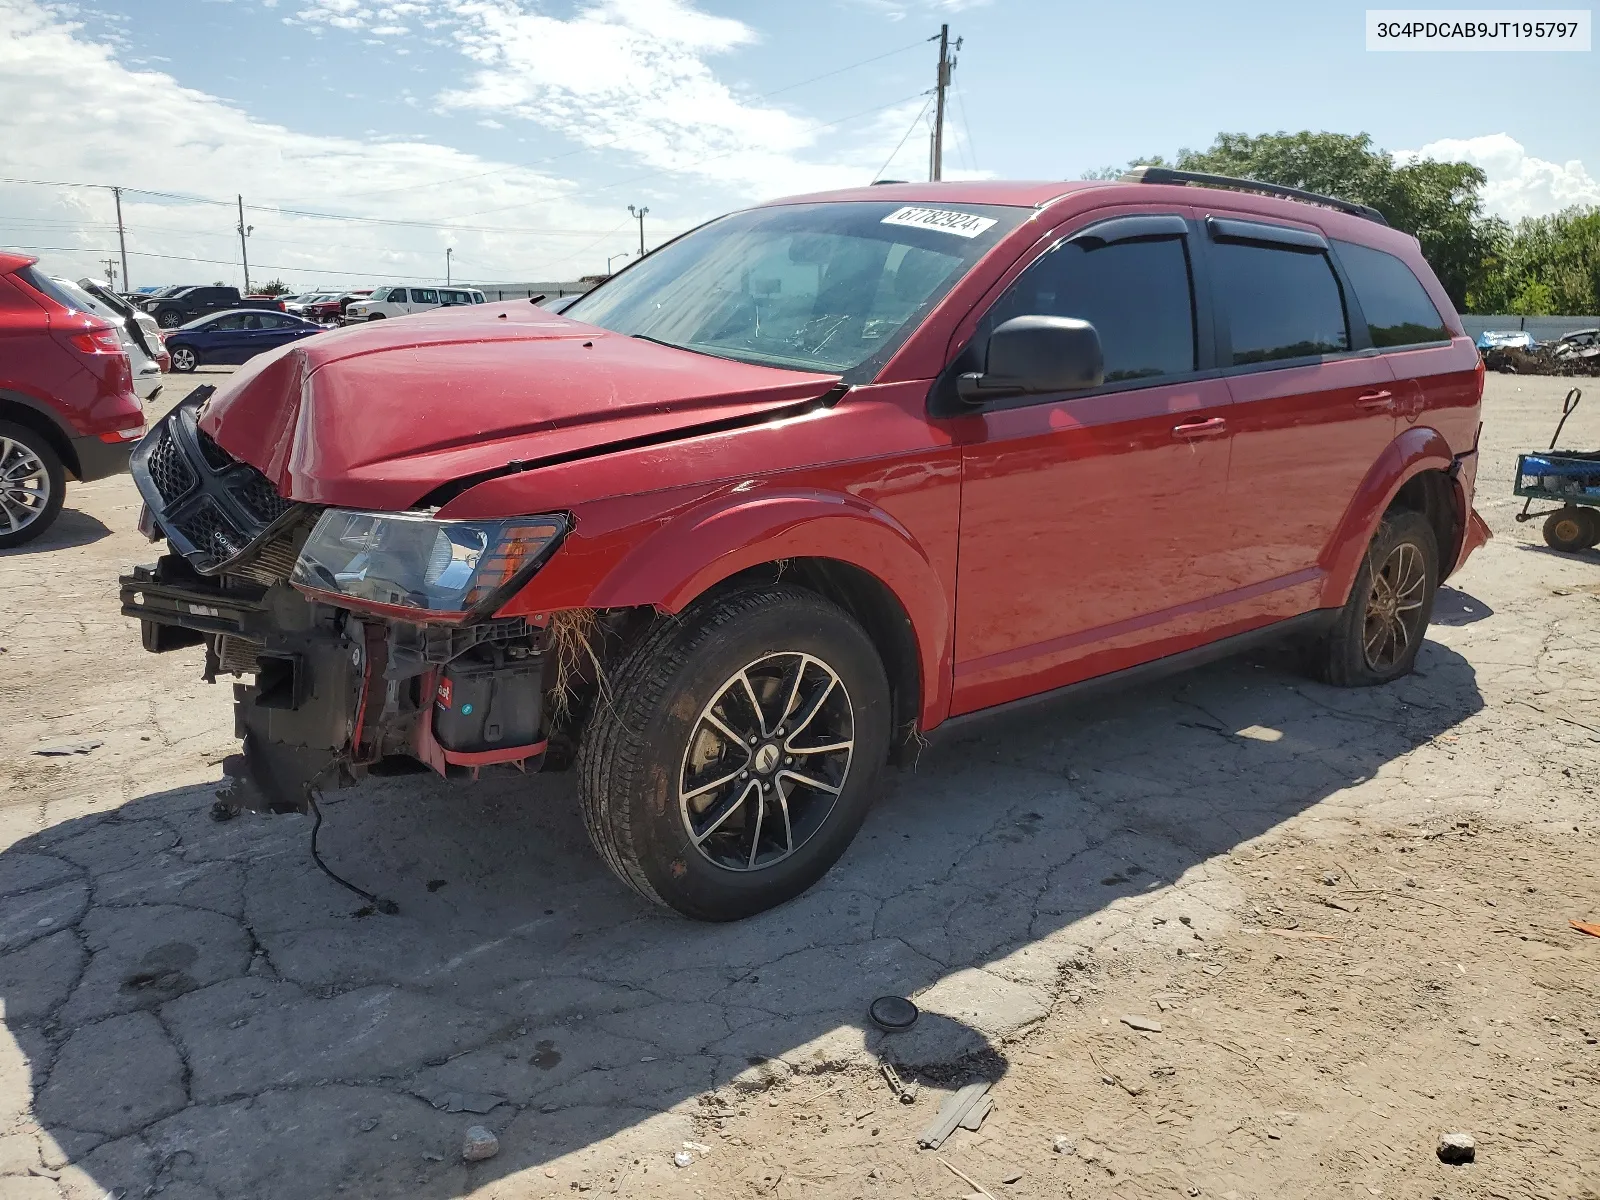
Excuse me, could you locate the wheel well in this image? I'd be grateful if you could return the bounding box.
[0,396,79,478]
[1387,469,1458,569]
[712,558,924,766]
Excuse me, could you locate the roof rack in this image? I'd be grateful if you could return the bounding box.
[1119,166,1388,225]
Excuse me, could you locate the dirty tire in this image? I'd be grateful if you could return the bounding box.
[1543,507,1595,553]
[1314,509,1439,687]
[0,420,66,549]
[577,584,891,921]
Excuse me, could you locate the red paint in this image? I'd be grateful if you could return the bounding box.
[203,181,1485,736]
[0,253,144,479]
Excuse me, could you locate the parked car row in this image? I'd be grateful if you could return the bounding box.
[137,285,285,329]
[162,309,324,372]
[343,285,486,321]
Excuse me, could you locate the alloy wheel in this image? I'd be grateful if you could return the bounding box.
[0,435,51,536]
[1361,541,1427,671]
[679,651,855,872]
[172,347,196,371]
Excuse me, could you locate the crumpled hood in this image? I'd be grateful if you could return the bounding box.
[197,302,841,511]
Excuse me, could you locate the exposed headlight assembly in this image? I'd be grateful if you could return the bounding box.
[290,509,569,621]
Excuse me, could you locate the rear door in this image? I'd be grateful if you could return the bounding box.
[1197,214,1396,601]
[411,288,439,313]
[951,208,1238,713]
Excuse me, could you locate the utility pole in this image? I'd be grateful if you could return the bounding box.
[236,194,253,293]
[446,247,453,285]
[931,23,961,181]
[628,204,649,257]
[111,186,130,292]
[100,258,118,288]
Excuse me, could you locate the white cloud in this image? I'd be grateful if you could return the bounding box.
[0,0,671,287]
[1399,134,1600,220]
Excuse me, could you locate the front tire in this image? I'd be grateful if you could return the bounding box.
[1313,509,1439,687]
[155,309,182,329]
[578,585,891,921]
[170,345,198,373]
[0,422,66,548]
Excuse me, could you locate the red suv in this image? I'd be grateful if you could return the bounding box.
[123,172,1487,920]
[1,252,145,546]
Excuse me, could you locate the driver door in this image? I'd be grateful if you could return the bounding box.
[949,210,1238,714]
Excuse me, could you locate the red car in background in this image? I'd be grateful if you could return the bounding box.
[0,252,144,546]
[303,290,372,324]
[124,173,1487,920]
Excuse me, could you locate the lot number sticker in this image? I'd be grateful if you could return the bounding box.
[881,206,998,238]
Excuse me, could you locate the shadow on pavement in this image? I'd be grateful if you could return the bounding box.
[1431,585,1495,626]
[0,509,111,556]
[0,635,1484,1198]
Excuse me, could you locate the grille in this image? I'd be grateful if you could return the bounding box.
[231,473,296,525]
[196,429,234,471]
[226,532,301,587]
[217,635,265,675]
[174,499,249,564]
[146,429,196,502]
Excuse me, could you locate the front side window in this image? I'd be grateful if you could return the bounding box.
[1333,240,1450,348]
[1212,242,1350,365]
[977,234,1197,384]
[382,288,407,303]
[563,201,1027,379]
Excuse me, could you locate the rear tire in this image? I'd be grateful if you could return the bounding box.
[0,421,66,549]
[577,584,891,921]
[155,309,182,329]
[1543,507,1595,553]
[170,345,198,373]
[1313,509,1438,687]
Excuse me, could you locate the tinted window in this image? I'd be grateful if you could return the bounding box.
[16,266,90,313]
[258,313,294,329]
[207,313,248,331]
[413,289,438,304]
[982,235,1196,383]
[1212,243,1349,365]
[1334,240,1449,348]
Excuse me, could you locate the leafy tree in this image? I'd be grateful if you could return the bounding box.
[252,278,292,297]
[1171,132,1498,310]
[1471,207,1600,315]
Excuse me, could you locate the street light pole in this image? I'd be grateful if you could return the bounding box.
[627,204,649,257]
[236,194,253,293]
[446,247,452,285]
[606,251,631,274]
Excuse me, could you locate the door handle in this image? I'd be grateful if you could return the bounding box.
[1172,417,1228,440]
[1356,390,1394,411]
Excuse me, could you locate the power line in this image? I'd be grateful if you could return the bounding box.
[0,243,551,285]
[873,96,933,182]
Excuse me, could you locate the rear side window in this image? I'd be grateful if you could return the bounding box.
[1334,240,1450,348]
[1211,243,1349,365]
[414,289,438,304]
[207,313,247,331]
[15,266,88,313]
[983,236,1196,383]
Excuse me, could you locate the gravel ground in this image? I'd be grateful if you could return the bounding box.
[0,369,1596,1200]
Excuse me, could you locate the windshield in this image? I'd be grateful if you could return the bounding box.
[563,201,1026,379]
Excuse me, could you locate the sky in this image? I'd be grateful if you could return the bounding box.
[1,0,1595,292]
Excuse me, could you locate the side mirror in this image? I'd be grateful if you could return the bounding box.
[956,315,1104,405]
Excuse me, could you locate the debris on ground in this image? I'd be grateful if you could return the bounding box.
[415,1087,507,1114]
[879,1058,918,1104]
[868,994,919,1031]
[32,739,103,756]
[1485,343,1600,376]
[673,1150,693,1168]
[461,1126,499,1162]
[917,1081,992,1150]
[1051,1135,1077,1155]
[937,1156,997,1199]
[957,1095,993,1132]
[1121,1015,1163,1033]
[1437,1131,1476,1164]
[1570,919,1600,938]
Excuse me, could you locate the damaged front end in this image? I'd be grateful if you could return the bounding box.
[120,392,565,815]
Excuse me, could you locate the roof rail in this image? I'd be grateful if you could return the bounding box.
[1119,165,1389,225]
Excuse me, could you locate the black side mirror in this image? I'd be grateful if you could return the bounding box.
[956,315,1104,405]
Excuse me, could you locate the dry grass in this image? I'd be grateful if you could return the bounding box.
[547,608,610,727]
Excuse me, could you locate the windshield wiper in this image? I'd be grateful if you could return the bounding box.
[630,333,687,351]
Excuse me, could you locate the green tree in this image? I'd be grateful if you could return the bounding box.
[1170,132,1498,310]
[253,278,292,297]
[1473,207,1600,315]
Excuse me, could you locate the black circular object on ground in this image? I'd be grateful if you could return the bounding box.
[869,995,919,1031]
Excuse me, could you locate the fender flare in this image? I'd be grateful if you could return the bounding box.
[1319,425,1457,608]
[588,489,952,727]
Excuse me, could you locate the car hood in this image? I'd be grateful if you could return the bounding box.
[198,302,842,511]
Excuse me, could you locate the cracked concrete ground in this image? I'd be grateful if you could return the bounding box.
[0,371,1597,1199]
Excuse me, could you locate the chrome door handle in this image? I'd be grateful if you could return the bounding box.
[1356,390,1394,411]
[1172,417,1228,440]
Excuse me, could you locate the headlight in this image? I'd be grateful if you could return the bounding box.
[290,509,568,620]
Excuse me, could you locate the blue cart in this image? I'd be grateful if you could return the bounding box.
[1514,388,1600,552]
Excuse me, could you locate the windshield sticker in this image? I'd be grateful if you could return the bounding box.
[880,206,998,239]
